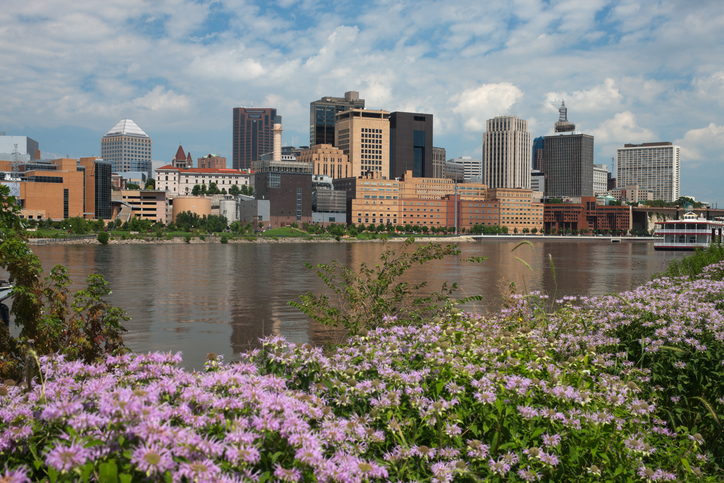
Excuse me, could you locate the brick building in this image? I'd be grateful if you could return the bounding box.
[544,197,632,233]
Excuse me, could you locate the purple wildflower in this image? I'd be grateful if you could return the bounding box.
[45,440,92,472]
[130,443,174,476]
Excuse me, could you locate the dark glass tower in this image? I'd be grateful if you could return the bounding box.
[94,159,112,219]
[389,112,433,179]
[233,108,278,170]
[310,92,365,147]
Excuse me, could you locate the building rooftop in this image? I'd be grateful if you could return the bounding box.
[104,119,149,138]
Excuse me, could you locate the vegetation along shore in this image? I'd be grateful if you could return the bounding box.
[1,183,724,482]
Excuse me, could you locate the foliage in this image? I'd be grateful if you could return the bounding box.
[125,183,141,190]
[96,231,109,245]
[144,178,155,190]
[0,309,716,481]
[58,216,90,234]
[0,186,128,380]
[290,238,484,336]
[229,184,240,196]
[653,243,724,280]
[127,216,153,233]
[220,234,229,244]
[504,259,724,469]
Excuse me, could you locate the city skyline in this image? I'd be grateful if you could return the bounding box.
[1,1,723,204]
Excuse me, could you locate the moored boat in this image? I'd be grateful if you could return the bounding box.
[654,212,724,250]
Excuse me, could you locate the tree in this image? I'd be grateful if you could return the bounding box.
[125,183,141,190]
[531,228,538,235]
[144,178,155,190]
[97,231,109,244]
[289,238,484,336]
[0,186,128,379]
[229,185,240,196]
[523,228,529,234]
[205,215,228,233]
[192,185,201,196]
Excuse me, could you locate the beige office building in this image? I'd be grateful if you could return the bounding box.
[616,142,680,202]
[482,116,531,189]
[297,144,351,179]
[335,109,390,178]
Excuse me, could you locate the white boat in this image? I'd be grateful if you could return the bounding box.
[654,212,724,250]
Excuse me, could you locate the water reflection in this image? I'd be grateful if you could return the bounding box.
[21,239,683,370]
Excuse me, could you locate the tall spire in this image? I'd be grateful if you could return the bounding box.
[554,100,575,133]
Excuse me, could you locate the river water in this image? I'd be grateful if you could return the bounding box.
[14,239,684,370]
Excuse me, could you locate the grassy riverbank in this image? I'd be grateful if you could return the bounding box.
[2,254,724,481]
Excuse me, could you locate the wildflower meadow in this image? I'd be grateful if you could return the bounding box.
[2,254,724,481]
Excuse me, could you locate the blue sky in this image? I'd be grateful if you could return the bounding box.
[1,0,723,204]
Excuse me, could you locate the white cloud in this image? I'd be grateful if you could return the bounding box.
[675,123,724,166]
[133,86,190,112]
[450,83,524,132]
[693,72,724,106]
[545,79,623,114]
[590,111,655,145]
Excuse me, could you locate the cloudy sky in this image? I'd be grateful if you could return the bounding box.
[1,0,723,204]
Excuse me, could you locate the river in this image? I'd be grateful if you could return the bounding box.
[11,238,685,370]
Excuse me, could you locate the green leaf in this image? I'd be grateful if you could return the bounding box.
[119,475,133,483]
[681,458,691,472]
[99,461,119,483]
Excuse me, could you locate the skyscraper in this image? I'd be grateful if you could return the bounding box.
[543,103,594,198]
[532,136,545,171]
[310,92,365,147]
[100,119,152,178]
[335,109,390,177]
[617,142,680,202]
[232,107,278,170]
[482,115,531,189]
[543,133,594,198]
[389,112,433,179]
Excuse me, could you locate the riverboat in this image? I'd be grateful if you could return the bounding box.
[654,212,724,250]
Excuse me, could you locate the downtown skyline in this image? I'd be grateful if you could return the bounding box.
[1,0,723,204]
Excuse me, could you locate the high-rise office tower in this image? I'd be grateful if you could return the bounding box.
[432,147,446,178]
[389,112,433,179]
[482,115,531,189]
[617,142,680,202]
[532,136,545,171]
[544,133,594,198]
[101,119,153,178]
[310,92,365,147]
[543,103,594,198]
[335,109,390,177]
[232,107,278,170]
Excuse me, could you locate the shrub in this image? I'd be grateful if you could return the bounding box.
[199,234,206,241]
[290,238,483,336]
[220,234,228,244]
[96,231,109,245]
[184,234,191,243]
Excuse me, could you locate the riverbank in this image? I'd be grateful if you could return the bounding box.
[26,233,657,245]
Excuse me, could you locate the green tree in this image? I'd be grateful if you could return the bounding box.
[175,211,202,231]
[531,227,538,234]
[125,183,141,190]
[229,184,240,196]
[144,178,155,190]
[0,186,128,379]
[191,185,201,196]
[97,231,109,244]
[205,214,228,233]
[289,238,484,336]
